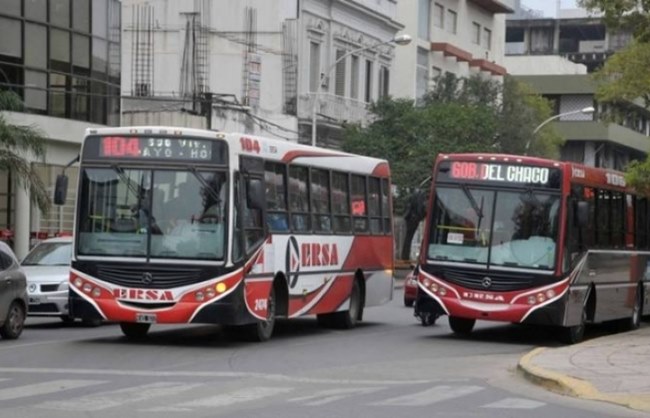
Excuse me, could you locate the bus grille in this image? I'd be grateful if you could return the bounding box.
[436,267,536,292]
[96,265,204,289]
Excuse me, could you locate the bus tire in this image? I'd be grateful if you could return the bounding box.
[240,287,276,342]
[318,279,363,330]
[622,284,642,331]
[120,322,150,339]
[560,308,586,344]
[448,316,475,335]
[0,301,25,340]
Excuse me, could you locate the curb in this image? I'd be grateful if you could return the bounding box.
[517,347,650,413]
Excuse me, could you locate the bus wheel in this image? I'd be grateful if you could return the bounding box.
[0,302,25,340]
[622,285,642,331]
[120,322,150,339]
[560,308,586,344]
[333,279,363,329]
[241,287,276,342]
[448,316,475,335]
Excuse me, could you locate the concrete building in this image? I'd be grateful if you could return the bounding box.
[505,1,650,169]
[0,0,121,258]
[120,0,404,148]
[394,0,514,102]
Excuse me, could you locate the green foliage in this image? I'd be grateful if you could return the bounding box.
[0,90,51,214]
[592,41,650,107]
[625,157,650,196]
[343,74,562,212]
[579,0,650,43]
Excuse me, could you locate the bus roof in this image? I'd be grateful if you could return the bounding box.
[85,126,390,176]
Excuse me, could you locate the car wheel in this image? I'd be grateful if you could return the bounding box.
[0,302,26,340]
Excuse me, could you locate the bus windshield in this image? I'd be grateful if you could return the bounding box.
[427,186,560,270]
[77,167,227,261]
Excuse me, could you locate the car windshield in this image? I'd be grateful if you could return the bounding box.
[22,242,72,266]
[427,186,560,270]
[76,167,228,261]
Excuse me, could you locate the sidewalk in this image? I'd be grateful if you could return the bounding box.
[518,326,650,413]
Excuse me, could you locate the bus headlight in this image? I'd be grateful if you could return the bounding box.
[74,277,83,288]
[527,295,536,305]
[92,287,101,298]
[546,289,556,299]
[215,282,227,293]
[438,287,447,296]
[536,293,546,303]
[195,291,205,302]
[82,283,92,293]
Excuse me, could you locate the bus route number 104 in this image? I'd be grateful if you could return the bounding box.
[240,137,261,154]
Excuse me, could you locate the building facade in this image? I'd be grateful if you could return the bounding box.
[393,0,513,102]
[505,3,649,169]
[120,0,404,148]
[0,0,120,258]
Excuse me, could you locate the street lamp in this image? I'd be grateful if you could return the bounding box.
[310,33,412,146]
[524,106,595,155]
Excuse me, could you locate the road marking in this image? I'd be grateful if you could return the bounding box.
[288,387,383,406]
[176,386,293,408]
[0,367,427,385]
[482,397,545,409]
[373,385,484,406]
[0,380,105,401]
[36,382,202,411]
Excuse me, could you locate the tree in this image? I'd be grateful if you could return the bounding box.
[343,74,561,260]
[0,91,51,214]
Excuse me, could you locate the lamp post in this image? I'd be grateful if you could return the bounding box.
[310,33,412,146]
[524,106,595,155]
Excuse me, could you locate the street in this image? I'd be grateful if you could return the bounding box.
[0,288,645,418]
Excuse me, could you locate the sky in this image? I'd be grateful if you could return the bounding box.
[521,0,579,17]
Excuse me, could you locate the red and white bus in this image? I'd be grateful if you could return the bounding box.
[55,127,394,341]
[414,153,650,343]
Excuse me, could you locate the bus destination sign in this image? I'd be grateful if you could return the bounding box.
[99,136,213,161]
[438,161,561,189]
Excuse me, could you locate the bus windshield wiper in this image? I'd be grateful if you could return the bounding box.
[460,183,483,219]
[188,167,222,206]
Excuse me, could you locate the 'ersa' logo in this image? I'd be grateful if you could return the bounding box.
[113,288,174,302]
[462,291,505,302]
[285,237,340,288]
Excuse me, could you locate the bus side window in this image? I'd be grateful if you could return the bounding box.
[289,165,311,232]
[232,173,243,262]
[351,175,368,233]
[332,172,351,233]
[311,168,332,233]
[635,197,648,249]
[264,162,288,232]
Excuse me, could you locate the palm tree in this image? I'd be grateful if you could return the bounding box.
[0,91,50,214]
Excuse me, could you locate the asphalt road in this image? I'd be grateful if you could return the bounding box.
[0,289,645,418]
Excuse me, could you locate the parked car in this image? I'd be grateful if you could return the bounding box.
[403,268,418,307]
[0,241,27,339]
[21,237,74,323]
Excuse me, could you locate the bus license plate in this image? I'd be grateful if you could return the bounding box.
[136,313,157,323]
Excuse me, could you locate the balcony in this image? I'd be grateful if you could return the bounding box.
[298,93,370,126]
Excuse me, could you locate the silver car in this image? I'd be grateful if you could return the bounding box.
[21,237,73,322]
[0,241,27,339]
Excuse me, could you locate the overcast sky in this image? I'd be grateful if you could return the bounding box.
[521,0,579,17]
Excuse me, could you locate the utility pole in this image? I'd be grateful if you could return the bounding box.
[202,92,213,130]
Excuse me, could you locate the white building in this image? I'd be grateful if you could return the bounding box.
[394,0,514,101]
[120,0,404,147]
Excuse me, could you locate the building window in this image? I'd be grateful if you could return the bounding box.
[335,49,346,97]
[472,22,481,45]
[0,0,21,16]
[418,0,431,40]
[433,3,444,29]
[25,24,47,69]
[309,41,321,93]
[50,0,71,27]
[446,10,457,34]
[416,48,429,104]
[350,55,359,100]
[378,65,389,99]
[0,17,21,58]
[364,59,373,103]
[483,28,492,49]
[24,71,47,112]
[72,0,90,32]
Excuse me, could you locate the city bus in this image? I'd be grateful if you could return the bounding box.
[54,127,394,341]
[414,153,650,343]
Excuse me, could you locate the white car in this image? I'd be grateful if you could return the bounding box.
[21,237,73,322]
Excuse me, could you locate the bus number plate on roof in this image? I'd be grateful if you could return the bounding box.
[136,313,157,324]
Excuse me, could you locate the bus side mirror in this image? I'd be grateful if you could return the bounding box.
[246,178,265,210]
[576,201,588,228]
[54,174,68,205]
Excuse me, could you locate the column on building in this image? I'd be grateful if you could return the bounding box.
[13,181,31,260]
